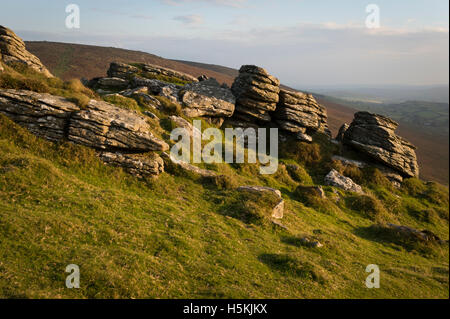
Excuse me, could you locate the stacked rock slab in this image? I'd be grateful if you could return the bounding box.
[343,111,419,178]
[180,79,235,118]
[275,89,330,142]
[0,89,168,177]
[98,62,236,121]
[0,26,53,77]
[107,62,198,83]
[231,65,280,125]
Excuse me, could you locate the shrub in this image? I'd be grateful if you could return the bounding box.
[285,163,313,185]
[402,178,427,196]
[219,190,280,225]
[363,223,439,255]
[154,96,182,116]
[424,182,449,206]
[203,174,238,190]
[408,208,439,224]
[346,194,387,221]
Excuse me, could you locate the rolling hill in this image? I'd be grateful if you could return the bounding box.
[25,41,449,184]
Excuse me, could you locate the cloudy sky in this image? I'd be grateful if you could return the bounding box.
[1,0,448,88]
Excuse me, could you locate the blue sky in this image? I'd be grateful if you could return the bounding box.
[1,0,448,87]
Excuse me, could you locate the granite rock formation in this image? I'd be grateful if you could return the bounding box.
[343,112,419,178]
[231,65,280,124]
[0,26,53,77]
[0,89,168,177]
[275,89,330,141]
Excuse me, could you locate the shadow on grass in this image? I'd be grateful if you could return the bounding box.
[354,225,438,256]
[258,253,325,283]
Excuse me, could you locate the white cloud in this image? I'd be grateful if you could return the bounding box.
[173,14,204,26]
[18,21,449,87]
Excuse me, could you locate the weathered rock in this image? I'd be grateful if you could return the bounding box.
[231,65,280,123]
[386,224,444,243]
[0,26,53,77]
[68,99,169,152]
[161,152,218,178]
[0,61,4,73]
[331,155,365,168]
[196,78,220,87]
[140,63,198,83]
[237,185,284,219]
[180,81,235,118]
[296,132,313,143]
[120,87,162,109]
[205,117,225,127]
[343,112,419,178]
[0,89,167,177]
[97,77,129,90]
[331,155,404,187]
[300,237,323,248]
[107,62,139,78]
[168,116,201,138]
[100,152,164,177]
[275,89,330,140]
[132,76,181,103]
[0,89,80,141]
[336,123,349,141]
[325,169,364,194]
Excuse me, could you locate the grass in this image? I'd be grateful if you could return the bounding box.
[0,62,96,108]
[0,65,449,298]
[0,112,448,299]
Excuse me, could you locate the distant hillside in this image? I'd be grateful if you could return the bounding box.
[26,41,449,184]
[174,59,239,79]
[25,41,235,85]
[315,85,449,104]
[328,99,449,136]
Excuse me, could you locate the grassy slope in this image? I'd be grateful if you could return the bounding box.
[0,115,448,298]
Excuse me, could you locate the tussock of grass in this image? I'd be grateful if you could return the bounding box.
[154,96,183,116]
[346,194,387,221]
[103,94,140,112]
[359,223,445,256]
[0,63,96,108]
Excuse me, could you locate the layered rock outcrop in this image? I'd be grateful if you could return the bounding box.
[325,169,364,194]
[91,62,236,121]
[0,89,168,177]
[231,65,280,124]
[0,26,53,77]
[107,62,198,83]
[343,112,419,178]
[275,89,330,141]
[180,80,235,118]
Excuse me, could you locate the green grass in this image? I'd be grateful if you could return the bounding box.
[0,62,97,108]
[0,65,448,298]
[0,112,448,299]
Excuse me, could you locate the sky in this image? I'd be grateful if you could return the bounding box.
[0,0,448,88]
